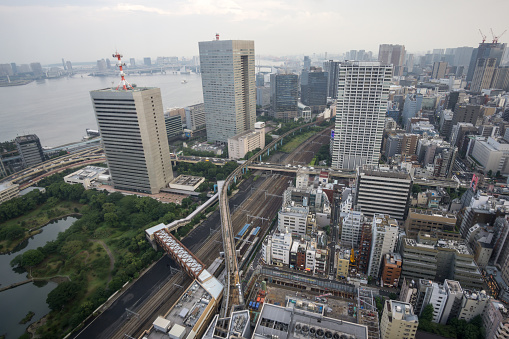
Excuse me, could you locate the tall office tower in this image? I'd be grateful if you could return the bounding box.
[471,58,498,92]
[331,61,392,170]
[432,61,448,79]
[453,47,474,68]
[10,62,17,74]
[406,54,415,71]
[303,56,311,71]
[97,59,106,71]
[367,214,399,278]
[323,60,340,98]
[300,67,328,113]
[354,166,413,221]
[493,66,509,91]
[144,57,151,66]
[467,42,506,82]
[30,62,44,77]
[130,58,136,67]
[378,44,406,76]
[65,61,72,72]
[199,39,255,143]
[269,73,298,121]
[62,58,67,70]
[106,59,111,69]
[90,64,173,194]
[14,135,44,168]
[256,73,265,87]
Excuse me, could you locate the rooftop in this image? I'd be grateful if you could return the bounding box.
[228,128,262,141]
[91,86,155,93]
[170,174,205,187]
[253,303,368,339]
[445,280,463,294]
[0,181,17,191]
[409,208,457,220]
[387,300,418,323]
[14,134,40,143]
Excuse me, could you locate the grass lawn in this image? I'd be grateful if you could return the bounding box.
[0,201,83,253]
[281,131,316,153]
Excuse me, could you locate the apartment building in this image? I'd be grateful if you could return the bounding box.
[368,214,399,279]
[380,300,418,339]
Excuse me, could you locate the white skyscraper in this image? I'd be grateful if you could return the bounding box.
[199,38,256,143]
[331,61,392,170]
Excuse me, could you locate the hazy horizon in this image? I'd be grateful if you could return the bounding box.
[1,0,508,65]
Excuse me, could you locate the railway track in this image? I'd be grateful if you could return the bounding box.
[283,126,332,165]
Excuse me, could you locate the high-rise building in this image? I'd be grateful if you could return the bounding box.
[354,166,413,221]
[378,44,406,76]
[303,56,311,71]
[340,209,366,248]
[199,39,255,143]
[270,73,298,120]
[467,42,506,83]
[452,104,482,126]
[381,253,402,287]
[15,134,44,168]
[90,86,173,194]
[331,61,392,170]
[164,115,183,140]
[144,57,152,66]
[184,103,206,131]
[256,73,265,87]
[323,60,340,99]
[300,67,328,113]
[471,58,497,92]
[432,61,448,79]
[130,58,136,67]
[30,62,44,77]
[493,66,509,91]
[97,59,106,71]
[380,300,418,339]
[368,214,399,279]
[65,61,72,72]
[402,94,423,127]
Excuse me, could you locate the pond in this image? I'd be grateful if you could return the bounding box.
[0,216,78,339]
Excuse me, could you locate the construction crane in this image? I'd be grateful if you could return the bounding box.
[491,29,507,43]
[479,29,487,43]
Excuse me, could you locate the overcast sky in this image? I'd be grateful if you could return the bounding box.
[1,0,508,64]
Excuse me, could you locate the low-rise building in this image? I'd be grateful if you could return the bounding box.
[0,181,19,204]
[262,231,293,266]
[380,300,418,339]
[63,166,109,189]
[253,299,368,339]
[227,128,265,160]
[168,175,205,192]
[336,249,351,279]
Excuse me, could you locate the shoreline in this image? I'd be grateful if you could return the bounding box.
[0,213,81,255]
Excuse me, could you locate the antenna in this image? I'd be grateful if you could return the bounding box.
[479,29,487,43]
[491,29,507,43]
[112,51,133,91]
[215,33,220,41]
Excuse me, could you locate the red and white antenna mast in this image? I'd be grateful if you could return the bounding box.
[112,51,133,90]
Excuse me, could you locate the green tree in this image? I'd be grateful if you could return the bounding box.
[420,303,434,322]
[46,281,80,311]
[412,184,422,194]
[488,170,493,177]
[389,293,397,300]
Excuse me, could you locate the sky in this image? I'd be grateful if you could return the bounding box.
[1,0,508,64]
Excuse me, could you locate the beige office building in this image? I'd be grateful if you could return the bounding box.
[90,87,173,194]
[380,300,418,339]
[199,39,256,143]
[227,128,265,160]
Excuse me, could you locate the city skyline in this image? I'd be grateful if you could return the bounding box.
[0,0,508,64]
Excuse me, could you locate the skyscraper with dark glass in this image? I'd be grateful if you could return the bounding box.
[270,73,298,121]
[301,67,328,113]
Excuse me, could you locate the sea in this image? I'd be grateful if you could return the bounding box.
[0,73,204,148]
